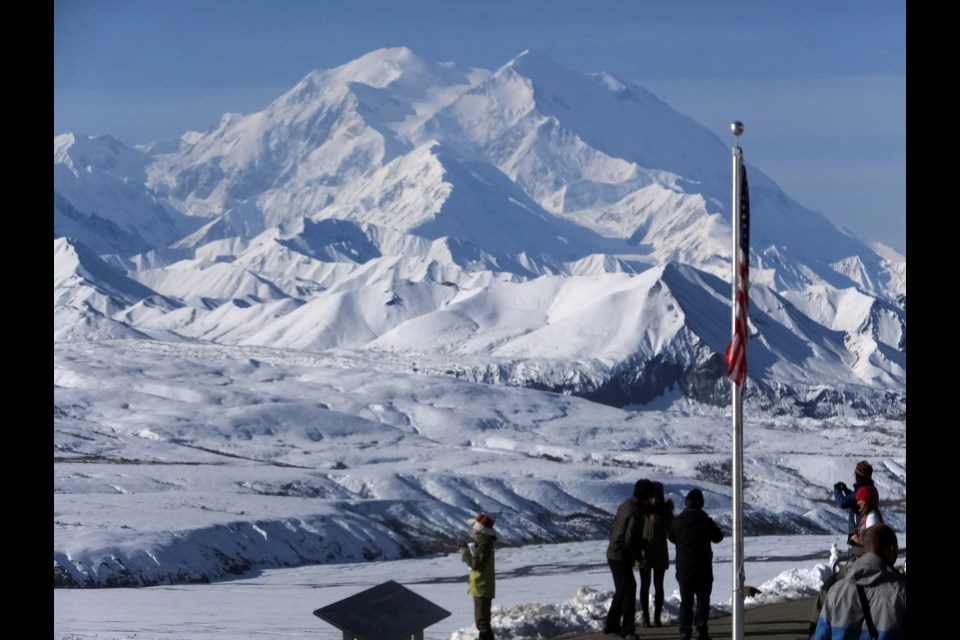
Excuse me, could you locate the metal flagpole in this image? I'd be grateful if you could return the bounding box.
[730,121,746,640]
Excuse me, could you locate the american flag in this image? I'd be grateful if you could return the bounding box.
[724,164,750,386]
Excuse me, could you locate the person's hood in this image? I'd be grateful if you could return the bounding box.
[846,552,899,587]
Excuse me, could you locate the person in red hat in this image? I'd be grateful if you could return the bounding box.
[852,486,883,542]
[846,485,884,562]
[460,512,498,640]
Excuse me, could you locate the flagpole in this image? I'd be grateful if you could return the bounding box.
[730,121,746,640]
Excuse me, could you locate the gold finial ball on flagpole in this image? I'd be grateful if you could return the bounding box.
[731,121,744,137]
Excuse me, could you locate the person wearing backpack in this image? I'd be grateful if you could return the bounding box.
[813,524,906,640]
[638,481,673,628]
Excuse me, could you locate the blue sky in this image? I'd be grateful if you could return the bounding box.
[54,0,906,254]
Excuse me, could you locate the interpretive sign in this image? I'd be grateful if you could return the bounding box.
[313,580,452,640]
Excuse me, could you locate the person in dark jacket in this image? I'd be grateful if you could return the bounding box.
[460,512,497,640]
[668,488,724,640]
[638,481,674,628]
[604,479,655,639]
[833,460,876,532]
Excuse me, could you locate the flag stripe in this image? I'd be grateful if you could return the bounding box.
[724,164,750,386]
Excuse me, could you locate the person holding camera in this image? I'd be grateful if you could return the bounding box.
[833,460,876,532]
[460,512,498,640]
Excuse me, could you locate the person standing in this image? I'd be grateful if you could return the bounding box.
[847,485,884,562]
[604,479,654,639]
[460,512,497,640]
[813,524,906,639]
[833,460,876,532]
[639,481,674,628]
[669,488,724,640]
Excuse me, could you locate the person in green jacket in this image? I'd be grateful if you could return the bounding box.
[460,512,497,640]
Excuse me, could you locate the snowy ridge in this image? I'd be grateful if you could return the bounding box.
[104,231,901,415]
[53,237,181,341]
[54,135,203,256]
[59,213,891,407]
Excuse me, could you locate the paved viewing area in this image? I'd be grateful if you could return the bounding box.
[560,596,816,640]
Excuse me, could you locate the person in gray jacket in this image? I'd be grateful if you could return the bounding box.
[813,524,906,640]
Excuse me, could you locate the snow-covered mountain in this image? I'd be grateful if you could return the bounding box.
[53,48,906,590]
[53,47,904,418]
[54,134,204,256]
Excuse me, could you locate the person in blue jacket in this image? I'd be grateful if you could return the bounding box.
[833,460,876,531]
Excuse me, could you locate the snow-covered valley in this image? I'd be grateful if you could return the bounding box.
[54,339,905,591]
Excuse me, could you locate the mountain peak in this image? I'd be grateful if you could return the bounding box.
[55,132,121,160]
[361,46,419,63]
[54,133,148,178]
[331,46,432,88]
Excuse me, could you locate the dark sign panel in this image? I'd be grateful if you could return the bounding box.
[314,580,452,640]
